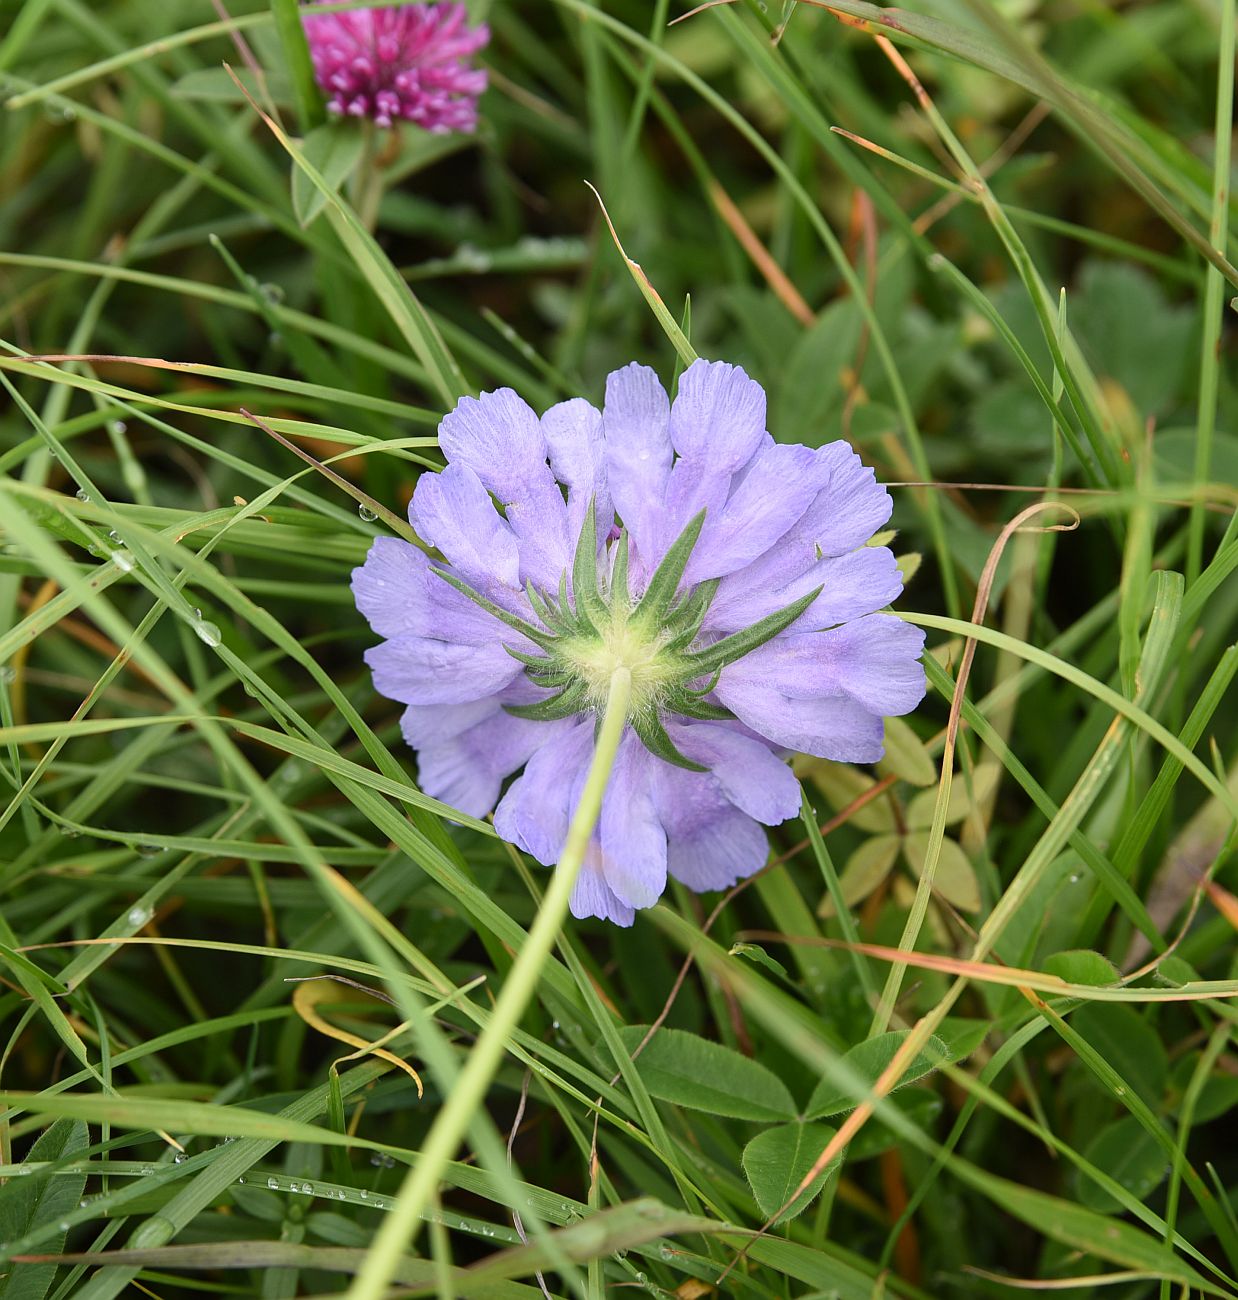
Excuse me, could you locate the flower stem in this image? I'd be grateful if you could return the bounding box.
[346,667,633,1300]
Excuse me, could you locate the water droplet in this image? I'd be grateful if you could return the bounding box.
[301,1183,314,1196]
[194,620,221,648]
[260,282,285,305]
[1115,1086,1126,1097]
[359,1189,368,1199]
[128,905,151,927]
[57,1220,70,1232]
[110,420,128,435]
[79,1199,88,1208]
[173,1152,187,1164]
[289,1182,301,1194]
[267,1177,279,1190]
[1069,872,1080,883]
[13,1166,31,1177]
[135,842,161,858]
[111,550,134,573]
[60,826,82,838]
[358,504,378,522]
[107,529,121,542]
[140,1165,155,1176]
[237,1175,245,1184]
[0,666,15,685]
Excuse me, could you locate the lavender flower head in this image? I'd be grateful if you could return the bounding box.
[353,361,926,925]
[303,3,488,132]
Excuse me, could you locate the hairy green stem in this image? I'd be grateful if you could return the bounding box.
[347,668,634,1300]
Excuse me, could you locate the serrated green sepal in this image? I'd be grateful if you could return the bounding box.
[524,581,575,637]
[503,644,554,669]
[631,710,708,772]
[631,509,706,629]
[682,584,822,677]
[663,578,720,651]
[505,683,590,721]
[433,568,555,649]
[668,694,734,721]
[608,530,630,608]
[571,497,608,632]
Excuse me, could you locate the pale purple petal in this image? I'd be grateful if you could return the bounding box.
[717,615,925,716]
[437,388,571,590]
[685,443,826,584]
[364,633,521,705]
[653,767,771,892]
[542,397,613,543]
[598,731,667,909]
[603,363,672,585]
[706,545,904,633]
[352,537,515,644]
[709,442,893,603]
[493,719,593,865]
[570,844,636,926]
[715,687,887,763]
[803,441,893,557]
[408,462,521,596]
[669,359,766,470]
[412,707,565,817]
[665,720,801,825]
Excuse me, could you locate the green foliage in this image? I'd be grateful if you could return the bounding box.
[0,0,1235,1296]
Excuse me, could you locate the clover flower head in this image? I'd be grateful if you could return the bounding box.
[353,360,926,925]
[303,2,488,132]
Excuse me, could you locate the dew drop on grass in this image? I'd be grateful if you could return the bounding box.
[135,842,161,858]
[111,420,127,435]
[128,905,151,927]
[237,1175,245,1184]
[267,1177,279,1190]
[75,489,89,503]
[302,1183,314,1196]
[358,504,378,522]
[111,550,134,573]
[173,1152,187,1164]
[194,619,222,648]
[260,282,285,305]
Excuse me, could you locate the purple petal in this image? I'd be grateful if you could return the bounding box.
[410,706,565,817]
[598,730,667,909]
[603,363,672,584]
[542,397,613,543]
[706,545,904,633]
[493,719,593,865]
[717,615,925,715]
[686,443,826,584]
[352,537,514,644]
[653,767,771,892]
[669,359,767,470]
[706,441,893,603]
[408,462,521,596]
[570,844,636,926]
[437,388,571,590]
[437,387,547,497]
[802,441,893,557]
[364,633,521,705]
[714,687,887,763]
[666,720,800,825]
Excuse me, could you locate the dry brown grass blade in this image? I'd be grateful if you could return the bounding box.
[707,179,815,326]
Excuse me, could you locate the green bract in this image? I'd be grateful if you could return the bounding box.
[435,499,821,771]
